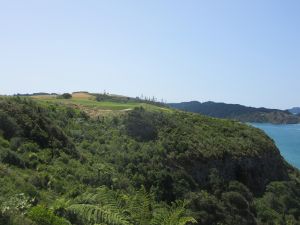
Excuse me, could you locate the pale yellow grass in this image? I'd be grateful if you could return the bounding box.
[72,92,95,100]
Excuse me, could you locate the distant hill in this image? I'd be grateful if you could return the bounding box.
[288,107,300,115]
[169,101,300,124]
[14,92,58,96]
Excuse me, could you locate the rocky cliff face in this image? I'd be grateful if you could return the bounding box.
[185,149,289,195]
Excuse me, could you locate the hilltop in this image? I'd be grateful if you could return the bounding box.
[169,101,300,124]
[288,107,300,115]
[28,91,170,117]
[0,94,300,225]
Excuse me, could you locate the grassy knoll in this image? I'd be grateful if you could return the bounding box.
[30,92,171,117]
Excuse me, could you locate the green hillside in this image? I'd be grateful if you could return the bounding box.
[0,96,300,225]
[30,92,170,116]
[169,101,300,124]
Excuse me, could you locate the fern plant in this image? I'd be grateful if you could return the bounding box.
[150,200,197,225]
[67,186,196,225]
[67,204,130,225]
[67,187,130,225]
[125,186,154,225]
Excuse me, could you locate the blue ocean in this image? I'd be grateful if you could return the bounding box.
[251,123,300,169]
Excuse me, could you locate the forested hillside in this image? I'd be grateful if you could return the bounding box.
[289,107,300,115]
[169,101,300,124]
[1,96,300,225]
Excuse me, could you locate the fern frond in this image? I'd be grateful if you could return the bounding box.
[67,204,130,225]
[150,200,197,225]
[127,186,153,225]
[178,217,197,225]
[77,187,125,213]
[150,207,169,225]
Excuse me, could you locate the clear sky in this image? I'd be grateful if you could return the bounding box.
[0,0,299,109]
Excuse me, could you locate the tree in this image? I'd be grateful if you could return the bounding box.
[57,93,72,99]
[0,111,20,139]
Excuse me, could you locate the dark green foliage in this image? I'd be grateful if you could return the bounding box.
[66,186,195,225]
[15,92,58,97]
[227,181,253,202]
[255,181,300,225]
[1,148,25,168]
[187,181,257,225]
[57,93,72,99]
[170,101,281,117]
[0,111,20,139]
[221,192,256,225]
[0,194,35,225]
[188,191,225,225]
[0,97,299,224]
[28,206,70,225]
[0,97,77,157]
[125,107,159,141]
[94,93,166,107]
[95,93,129,102]
[169,101,300,124]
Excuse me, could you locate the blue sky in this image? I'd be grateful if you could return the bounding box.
[0,0,299,109]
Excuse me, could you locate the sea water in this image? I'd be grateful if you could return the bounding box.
[250,123,300,169]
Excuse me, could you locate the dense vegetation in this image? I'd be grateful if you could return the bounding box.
[1,97,300,225]
[94,93,166,107]
[57,93,73,99]
[169,101,300,124]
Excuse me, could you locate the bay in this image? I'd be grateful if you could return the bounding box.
[250,123,300,169]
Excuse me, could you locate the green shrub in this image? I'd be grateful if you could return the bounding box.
[57,93,72,99]
[18,142,40,153]
[125,107,158,141]
[0,136,10,148]
[0,111,20,139]
[28,205,71,225]
[227,181,253,202]
[0,194,35,225]
[0,148,25,168]
[222,191,249,210]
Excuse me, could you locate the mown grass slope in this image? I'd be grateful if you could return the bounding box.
[32,92,171,115]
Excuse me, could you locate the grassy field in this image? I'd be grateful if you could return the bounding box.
[31,92,171,116]
[36,98,143,110]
